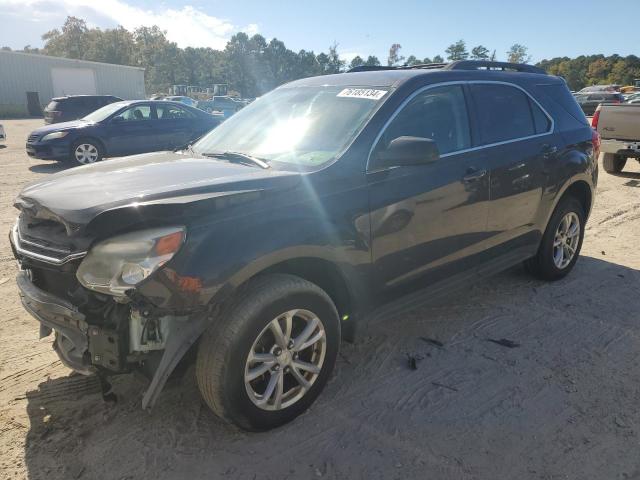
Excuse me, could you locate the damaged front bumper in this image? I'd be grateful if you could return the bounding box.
[17,270,94,375]
[16,269,208,409]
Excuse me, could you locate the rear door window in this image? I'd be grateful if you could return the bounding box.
[157,104,196,119]
[470,84,549,144]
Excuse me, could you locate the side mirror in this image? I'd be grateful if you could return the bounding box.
[111,116,124,123]
[373,136,440,169]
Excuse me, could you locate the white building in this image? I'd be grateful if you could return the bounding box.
[0,50,145,117]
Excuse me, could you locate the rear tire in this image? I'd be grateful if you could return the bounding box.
[196,274,340,431]
[525,197,585,281]
[70,138,103,166]
[602,153,626,173]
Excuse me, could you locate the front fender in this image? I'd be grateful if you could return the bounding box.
[136,185,371,314]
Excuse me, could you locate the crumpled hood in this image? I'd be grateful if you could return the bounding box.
[15,151,300,233]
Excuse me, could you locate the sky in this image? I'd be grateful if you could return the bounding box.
[0,0,637,64]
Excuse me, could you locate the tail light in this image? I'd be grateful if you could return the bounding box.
[591,128,601,160]
[591,108,600,130]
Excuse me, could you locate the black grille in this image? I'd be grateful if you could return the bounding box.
[27,133,40,143]
[13,215,87,265]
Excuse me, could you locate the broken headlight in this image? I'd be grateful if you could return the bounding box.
[76,226,185,297]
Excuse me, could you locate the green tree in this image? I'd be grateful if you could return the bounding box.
[349,55,364,69]
[445,40,468,61]
[85,26,135,65]
[422,56,432,64]
[433,54,444,63]
[42,16,89,59]
[295,49,322,77]
[133,25,182,93]
[470,45,490,60]
[387,43,404,66]
[326,43,345,73]
[406,55,422,66]
[364,55,381,66]
[586,57,610,85]
[506,44,531,64]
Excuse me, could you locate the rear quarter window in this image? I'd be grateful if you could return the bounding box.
[536,83,588,126]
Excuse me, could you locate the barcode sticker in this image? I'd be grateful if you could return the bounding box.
[337,88,387,100]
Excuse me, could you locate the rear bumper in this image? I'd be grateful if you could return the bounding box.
[16,270,94,374]
[600,138,640,157]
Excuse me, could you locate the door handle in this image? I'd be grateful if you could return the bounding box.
[462,168,487,183]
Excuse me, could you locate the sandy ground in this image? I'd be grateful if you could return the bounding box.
[0,119,639,480]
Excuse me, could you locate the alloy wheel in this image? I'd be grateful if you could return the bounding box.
[553,212,580,269]
[244,309,326,411]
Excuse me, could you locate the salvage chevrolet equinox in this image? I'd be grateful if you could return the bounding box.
[11,61,598,431]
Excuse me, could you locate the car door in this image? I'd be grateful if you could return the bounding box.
[368,84,491,291]
[104,103,158,156]
[468,82,557,256]
[155,103,197,149]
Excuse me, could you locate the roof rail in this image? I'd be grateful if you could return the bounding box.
[348,65,398,73]
[347,60,547,75]
[401,63,449,70]
[444,60,547,75]
[348,63,449,73]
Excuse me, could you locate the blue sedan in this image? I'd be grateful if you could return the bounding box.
[26,100,221,165]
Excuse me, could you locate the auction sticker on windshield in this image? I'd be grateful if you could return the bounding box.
[337,88,387,100]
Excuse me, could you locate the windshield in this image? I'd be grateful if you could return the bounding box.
[83,102,127,122]
[193,85,389,167]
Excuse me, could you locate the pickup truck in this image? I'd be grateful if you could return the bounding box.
[593,103,640,173]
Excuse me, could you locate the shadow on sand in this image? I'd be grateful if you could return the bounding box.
[21,255,640,479]
[28,162,71,174]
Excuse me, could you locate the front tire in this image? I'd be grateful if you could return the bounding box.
[196,274,340,431]
[525,197,585,281]
[70,138,103,165]
[602,153,626,173]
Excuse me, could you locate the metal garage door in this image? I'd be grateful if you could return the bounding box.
[51,67,97,97]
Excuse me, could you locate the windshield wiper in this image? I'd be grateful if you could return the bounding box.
[200,151,270,169]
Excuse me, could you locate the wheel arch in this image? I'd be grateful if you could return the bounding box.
[557,179,593,218]
[259,257,354,322]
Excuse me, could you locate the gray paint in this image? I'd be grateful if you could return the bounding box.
[0,50,145,117]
